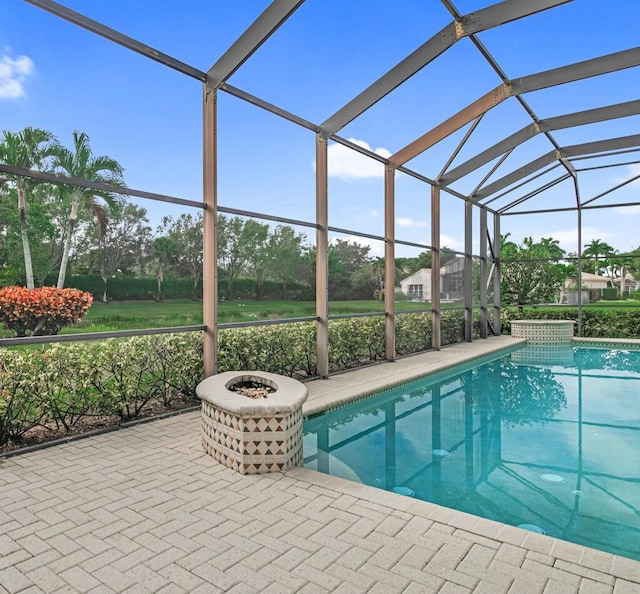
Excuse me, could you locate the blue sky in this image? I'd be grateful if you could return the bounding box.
[2,0,640,259]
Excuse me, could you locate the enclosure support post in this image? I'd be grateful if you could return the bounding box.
[576,190,583,337]
[432,185,441,350]
[493,213,501,334]
[316,134,329,378]
[203,86,218,377]
[384,166,396,361]
[479,207,488,338]
[464,200,473,342]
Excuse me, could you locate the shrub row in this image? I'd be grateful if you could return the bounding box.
[500,307,640,338]
[1,307,562,448]
[1,313,462,446]
[38,274,310,302]
[0,333,203,445]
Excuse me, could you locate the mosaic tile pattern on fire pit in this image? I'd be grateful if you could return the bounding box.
[197,370,308,475]
[511,319,574,344]
[201,401,303,473]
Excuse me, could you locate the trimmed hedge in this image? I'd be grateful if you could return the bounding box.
[500,307,640,338]
[0,313,433,446]
[10,306,638,448]
[40,274,310,302]
[0,333,204,444]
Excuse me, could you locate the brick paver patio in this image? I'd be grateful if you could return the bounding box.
[1,338,639,593]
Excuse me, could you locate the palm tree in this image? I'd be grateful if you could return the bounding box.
[0,127,57,289]
[152,236,177,302]
[582,239,614,276]
[53,131,124,288]
[609,252,636,297]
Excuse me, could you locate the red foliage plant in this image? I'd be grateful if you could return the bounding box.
[0,286,93,337]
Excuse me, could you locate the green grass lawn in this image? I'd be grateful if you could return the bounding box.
[34,298,640,335]
[61,299,444,334]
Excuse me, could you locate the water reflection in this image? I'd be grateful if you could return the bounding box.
[303,348,640,561]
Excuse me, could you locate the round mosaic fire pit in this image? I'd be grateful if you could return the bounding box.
[196,371,308,475]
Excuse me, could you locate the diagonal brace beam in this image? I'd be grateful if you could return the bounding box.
[207,0,305,89]
[473,134,640,201]
[390,85,511,167]
[24,0,207,81]
[392,46,640,168]
[441,99,640,185]
[321,0,572,136]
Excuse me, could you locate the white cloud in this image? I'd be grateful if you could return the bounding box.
[618,205,640,214]
[440,234,464,251]
[325,138,391,180]
[397,217,428,228]
[615,163,640,189]
[536,226,612,252]
[370,209,379,217]
[0,52,34,99]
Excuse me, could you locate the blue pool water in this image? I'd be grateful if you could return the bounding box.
[303,345,640,560]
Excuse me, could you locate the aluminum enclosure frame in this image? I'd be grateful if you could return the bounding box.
[9,0,640,374]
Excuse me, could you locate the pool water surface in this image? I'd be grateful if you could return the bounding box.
[303,346,640,561]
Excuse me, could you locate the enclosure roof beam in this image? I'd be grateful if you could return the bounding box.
[472,134,640,201]
[206,0,305,90]
[0,164,204,209]
[319,0,571,136]
[581,171,640,207]
[440,99,640,184]
[501,199,640,216]
[576,159,640,172]
[23,0,207,81]
[497,174,572,213]
[481,163,562,207]
[511,47,640,94]
[389,85,511,167]
[391,47,640,168]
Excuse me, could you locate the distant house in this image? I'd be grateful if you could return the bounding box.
[400,268,432,301]
[578,272,611,290]
[399,257,465,301]
[612,274,640,296]
[564,272,612,304]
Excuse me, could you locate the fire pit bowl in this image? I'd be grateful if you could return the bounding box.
[196,371,308,474]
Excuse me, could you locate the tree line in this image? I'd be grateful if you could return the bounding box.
[501,235,640,306]
[3,126,640,305]
[0,127,430,301]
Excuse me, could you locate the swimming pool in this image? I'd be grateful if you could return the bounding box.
[303,345,640,561]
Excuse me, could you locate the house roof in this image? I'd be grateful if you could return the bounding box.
[400,268,431,285]
[613,274,638,283]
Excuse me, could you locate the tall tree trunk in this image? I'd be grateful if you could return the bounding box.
[101,268,109,303]
[57,199,79,289]
[192,274,200,300]
[18,187,35,290]
[620,266,627,297]
[255,276,263,301]
[156,259,164,302]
